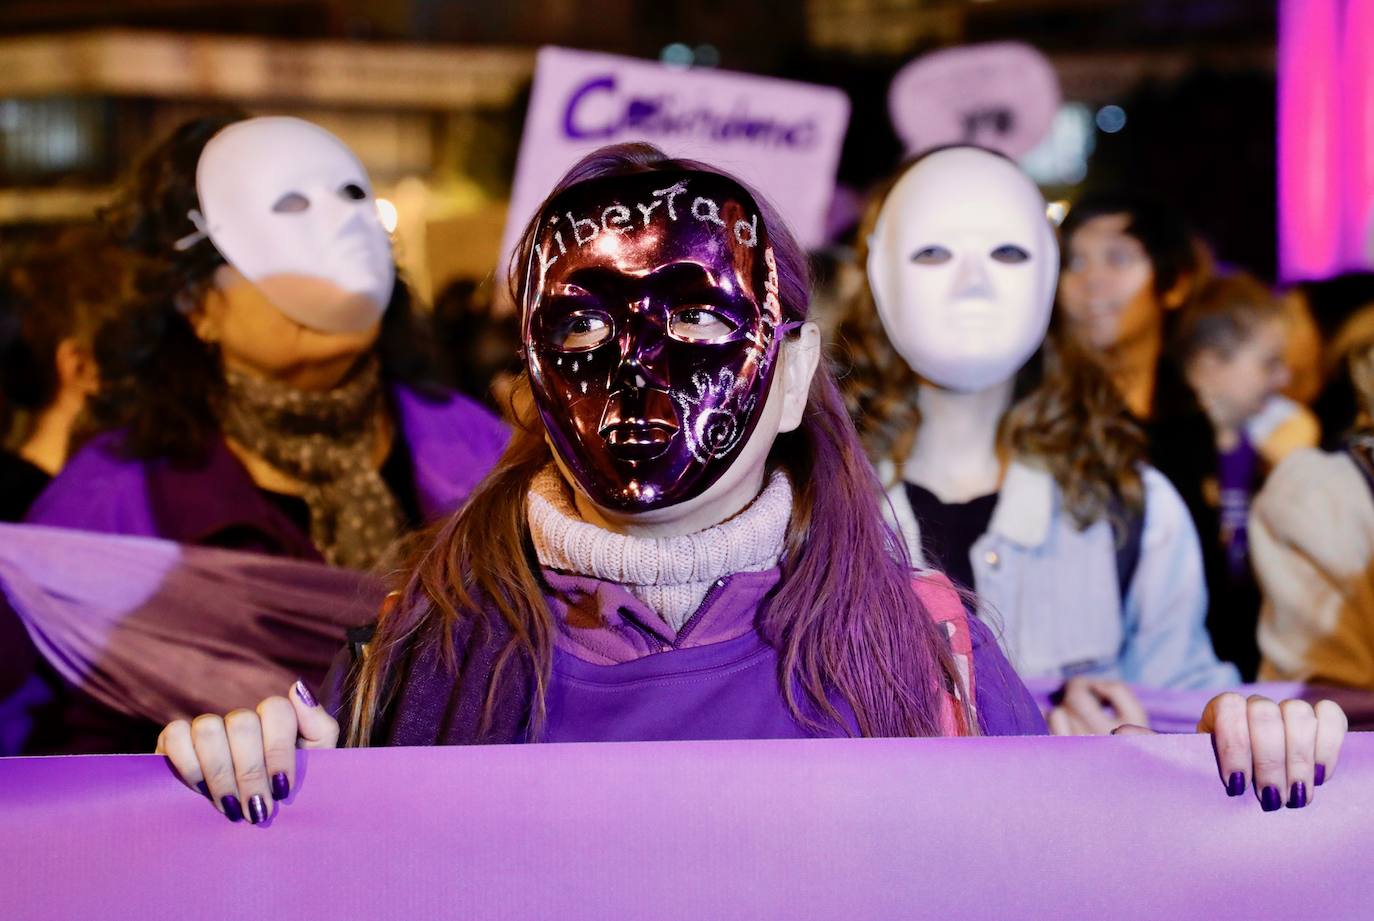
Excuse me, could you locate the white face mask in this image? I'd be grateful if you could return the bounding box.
[867,147,1059,392]
[192,116,395,334]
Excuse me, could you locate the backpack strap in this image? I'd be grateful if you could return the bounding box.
[911,571,977,735]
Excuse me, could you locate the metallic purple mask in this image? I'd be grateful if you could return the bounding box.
[522,170,789,511]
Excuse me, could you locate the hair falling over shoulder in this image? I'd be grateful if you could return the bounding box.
[345,142,975,746]
[837,166,1146,530]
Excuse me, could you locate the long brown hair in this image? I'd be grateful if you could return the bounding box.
[346,143,973,745]
[838,156,1146,529]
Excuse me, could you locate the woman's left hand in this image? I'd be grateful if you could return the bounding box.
[1116,692,1348,811]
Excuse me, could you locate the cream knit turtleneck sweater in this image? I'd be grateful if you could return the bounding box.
[526,465,793,632]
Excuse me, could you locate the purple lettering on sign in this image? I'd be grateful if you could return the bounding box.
[562,75,618,140]
[561,74,818,151]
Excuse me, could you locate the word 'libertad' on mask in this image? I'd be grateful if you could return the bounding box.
[536,179,760,278]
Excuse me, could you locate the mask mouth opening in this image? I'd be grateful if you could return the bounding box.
[598,388,679,462]
[601,423,678,461]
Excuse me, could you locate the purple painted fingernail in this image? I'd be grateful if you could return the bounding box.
[1226,771,1246,797]
[271,772,290,801]
[1315,763,1326,786]
[196,780,210,798]
[221,795,244,822]
[1260,786,1282,812]
[248,794,268,825]
[294,679,318,708]
[1287,782,1308,809]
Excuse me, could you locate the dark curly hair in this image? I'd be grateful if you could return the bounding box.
[86,113,437,464]
[838,154,1147,529]
[0,224,147,448]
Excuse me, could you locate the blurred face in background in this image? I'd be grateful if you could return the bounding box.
[1058,213,1179,353]
[1186,316,1291,433]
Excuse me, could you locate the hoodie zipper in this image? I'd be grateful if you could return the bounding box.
[672,577,728,649]
[618,607,672,653]
[616,576,730,653]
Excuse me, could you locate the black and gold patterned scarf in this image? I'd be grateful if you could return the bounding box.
[219,357,401,570]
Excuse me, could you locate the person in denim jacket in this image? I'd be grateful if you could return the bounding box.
[840,147,1238,733]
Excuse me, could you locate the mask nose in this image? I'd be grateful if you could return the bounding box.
[610,300,670,392]
[332,203,382,242]
[953,253,994,299]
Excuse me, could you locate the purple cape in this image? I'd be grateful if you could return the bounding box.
[0,524,384,750]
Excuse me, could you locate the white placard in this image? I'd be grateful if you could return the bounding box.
[502,46,851,269]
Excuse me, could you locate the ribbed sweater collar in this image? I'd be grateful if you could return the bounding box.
[526,465,792,632]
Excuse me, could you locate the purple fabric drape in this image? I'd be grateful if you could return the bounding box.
[2,734,1370,920]
[0,524,383,726]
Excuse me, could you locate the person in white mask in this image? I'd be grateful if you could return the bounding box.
[840,146,1239,734]
[26,115,508,570]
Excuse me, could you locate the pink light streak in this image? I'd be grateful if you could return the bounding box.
[1279,0,1374,280]
[1339,0,1374,268]
[1278,0,1342,280]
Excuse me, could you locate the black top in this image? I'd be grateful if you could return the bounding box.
[1145,356,1259,680]
[0,451,51,522]
[903,481,999,593]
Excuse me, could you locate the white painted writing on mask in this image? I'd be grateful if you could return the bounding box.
[536,178,759,278]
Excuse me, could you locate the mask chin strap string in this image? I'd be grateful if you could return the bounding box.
[777,320,806,337]
[172,209,211,252]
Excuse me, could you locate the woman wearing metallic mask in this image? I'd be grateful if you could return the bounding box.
[25,115,507,570]
[841,147,1244,731]
[156,145,1344,826]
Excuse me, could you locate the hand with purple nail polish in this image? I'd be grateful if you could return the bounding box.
[1195,692,1348,811]
[155,679,339,825]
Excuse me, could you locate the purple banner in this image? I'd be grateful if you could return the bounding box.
[3,734,1370,919]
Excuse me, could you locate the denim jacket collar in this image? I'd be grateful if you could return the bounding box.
[880,456,1055,562]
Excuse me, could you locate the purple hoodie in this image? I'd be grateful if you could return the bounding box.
[333,566,1047,745]
[25,384,508,558]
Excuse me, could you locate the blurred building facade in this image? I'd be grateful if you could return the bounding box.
[0,0,1283,294]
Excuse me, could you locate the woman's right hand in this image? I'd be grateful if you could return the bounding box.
[155,680,338,824]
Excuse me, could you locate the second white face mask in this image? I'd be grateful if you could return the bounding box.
[193,116,396,334]
[867,147,1059,392]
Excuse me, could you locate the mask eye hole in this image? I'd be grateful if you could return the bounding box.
[910,245,952,265]
[340,183,369,202]
[668,306,739,343]
[550,310,614,351]
[272,192,310,214]
[991,244,1031,264]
